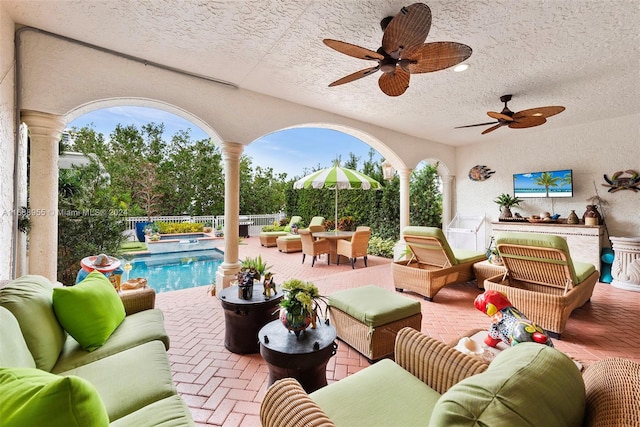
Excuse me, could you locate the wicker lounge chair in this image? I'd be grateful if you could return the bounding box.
[336,226,371,269]
[391,226,486,301]
[483,231,598,339]
[259,216,302,247]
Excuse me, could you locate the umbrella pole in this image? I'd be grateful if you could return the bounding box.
[335,188,338,232]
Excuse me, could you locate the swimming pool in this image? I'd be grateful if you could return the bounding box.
[126,249,224,293]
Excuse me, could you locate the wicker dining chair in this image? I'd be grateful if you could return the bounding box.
[483,231,599,338]
[299,229,330,267]
[336,226,371,269]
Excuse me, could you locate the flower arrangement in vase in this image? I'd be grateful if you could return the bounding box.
[279,279,327,337]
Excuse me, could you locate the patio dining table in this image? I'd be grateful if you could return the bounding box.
[313,230,354,265]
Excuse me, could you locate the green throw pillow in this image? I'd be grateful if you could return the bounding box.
[430,343,585,427]
[0,367,109,427]
[53,270,126,351]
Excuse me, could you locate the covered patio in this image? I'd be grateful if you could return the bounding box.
[157,235,640,426]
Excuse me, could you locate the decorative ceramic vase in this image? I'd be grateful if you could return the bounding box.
[280,308,312,337]
[567,210,579,224]
[237,281,254,300]
[582,205,602,225]
[499,206,513,219]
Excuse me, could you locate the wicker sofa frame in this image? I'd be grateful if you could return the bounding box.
[483,233,598,338]
[260,327,640,427]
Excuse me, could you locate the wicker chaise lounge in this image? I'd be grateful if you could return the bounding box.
[259,216,302,247]
[483,231,599,339]
[392,226,486,301]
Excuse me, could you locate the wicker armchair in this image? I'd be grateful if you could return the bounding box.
[299,229,330,267]
[483,232,599,338]
[336,226,371,268]
[391,226,487,301]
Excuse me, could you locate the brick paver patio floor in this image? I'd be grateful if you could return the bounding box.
[155,235,640,426]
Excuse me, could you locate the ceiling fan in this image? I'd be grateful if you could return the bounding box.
[456,95,566,135]
[322,3,472,97]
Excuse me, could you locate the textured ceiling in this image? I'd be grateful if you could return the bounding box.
[5,0,640,146]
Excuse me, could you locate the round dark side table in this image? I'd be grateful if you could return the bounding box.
[258,319,337,393]
[219,284,283,354]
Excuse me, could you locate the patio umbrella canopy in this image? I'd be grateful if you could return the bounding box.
[293,165,382,229]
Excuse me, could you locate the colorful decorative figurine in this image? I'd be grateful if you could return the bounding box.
[474,290,553,348]
[263,272,276,298]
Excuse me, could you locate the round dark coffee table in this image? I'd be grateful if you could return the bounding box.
[258,319,337,393]
[219,284,283,354]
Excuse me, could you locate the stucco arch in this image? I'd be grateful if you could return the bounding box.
[65,98,225,147]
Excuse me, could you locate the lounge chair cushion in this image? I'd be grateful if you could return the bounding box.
[0,367,109,427]
[308,216,325,227]
[328,285,421,328]
[0,275,67,372]
[53,271,126,352]
[431,343,585,426]
[574,261,597,285]
[403,226,458,264]
[311,358,440,426]
[452,248,488,264]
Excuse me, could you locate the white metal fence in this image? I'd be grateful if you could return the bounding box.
[125,213,287,240]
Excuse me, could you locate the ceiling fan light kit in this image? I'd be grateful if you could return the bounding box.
[455,94,565,134]
[323,3,472,97]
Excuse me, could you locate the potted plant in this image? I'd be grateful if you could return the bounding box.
[279,279,327,337]
[493,193,522,219]
[203,221,213,233]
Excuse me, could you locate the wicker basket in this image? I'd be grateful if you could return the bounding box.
[328,306,422,361]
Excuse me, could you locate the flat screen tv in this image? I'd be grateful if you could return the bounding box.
[513,169,573,198]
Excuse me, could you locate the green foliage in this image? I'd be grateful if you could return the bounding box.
[493,193,522,209]
[367,235,396,258]
[156,221,204,234]
[280,279,324,317]
[337,216,354,231]
[410,162,443,227]
[57,165,127,285]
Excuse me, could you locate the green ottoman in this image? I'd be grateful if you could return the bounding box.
[276,234,302,253]
[328,285,422,361]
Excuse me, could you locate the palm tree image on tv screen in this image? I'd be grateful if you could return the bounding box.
[513,169,573,198]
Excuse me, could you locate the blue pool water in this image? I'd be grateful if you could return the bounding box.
[126,249,223,293]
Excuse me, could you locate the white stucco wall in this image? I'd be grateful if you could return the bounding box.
[0,8,16,279]
[455,114,640,243]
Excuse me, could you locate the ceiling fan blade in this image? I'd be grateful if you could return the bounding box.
[323,39,384,61]
[513,106,565,119]
[382,3,431,57]
[508,116,547,129]
[404,42,472,73]
[328,66,380,87]
[454,121,499,129]
[378,67,410,97]
[487,111,514,121]
[481,123,505,135]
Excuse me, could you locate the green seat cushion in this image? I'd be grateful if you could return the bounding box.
[110,395,195,427]
[0,275,66,371]
[452,248,488,264]
[260,231,289,237]
[59,340,177,422]
[329,285,421,328]
[430,343,585,427]
[0,367,109,427]
[312,358,440,427]
[277,234,301,241]
[52,309,170,373]
[0,307,36,368]
[309,216,325,226]
[53,270,126,352]
[574,260,597,284]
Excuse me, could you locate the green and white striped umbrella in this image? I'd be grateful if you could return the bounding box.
[293,165,382,229]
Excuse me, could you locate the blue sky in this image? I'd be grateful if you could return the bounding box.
[68,106,381,179]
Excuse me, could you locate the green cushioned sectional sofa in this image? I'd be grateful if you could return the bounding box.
[261,327,640,427]
[0,274,194,426]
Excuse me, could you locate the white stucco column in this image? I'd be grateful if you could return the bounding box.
[215,141,243,294]
[441,174,454,230]
[394,168,412,260]
[21,110,65,282]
